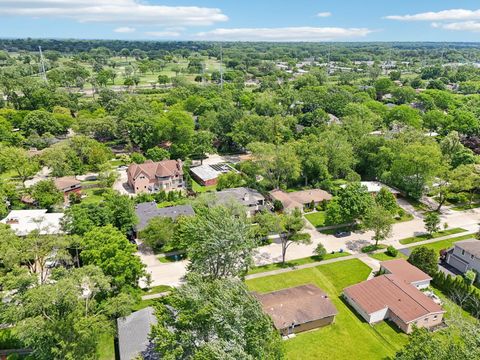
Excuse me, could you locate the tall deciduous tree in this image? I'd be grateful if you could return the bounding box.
[2,266,133,360]
[177,205,256,279]
[0,146,39,187]
[150,275,284,359]
[30,179,63,210]
[408,246,438,275]
[362,204,394,247]
[81,225,145,291]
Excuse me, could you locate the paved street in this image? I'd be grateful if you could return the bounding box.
[137,204,479,287]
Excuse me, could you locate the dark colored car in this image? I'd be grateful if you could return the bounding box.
[334,230,351,238]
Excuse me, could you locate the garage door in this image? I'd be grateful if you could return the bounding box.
[447,255,468,273]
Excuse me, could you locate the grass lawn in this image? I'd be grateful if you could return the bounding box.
[404,198,430,212]
[304,211,326,227]
[410,234,478,254]
[81,188,106,204]
[143,285,172,295]
[191,180,217,193]
[451,203,480,211]
[393,211,414,223]
[247,252,350,275]
[97,332,115,360]
[369,251,407,261]
[399,228,467,245]
[246,259,408,359]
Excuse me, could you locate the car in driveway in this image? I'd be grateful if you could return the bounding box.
[334,230,351,238]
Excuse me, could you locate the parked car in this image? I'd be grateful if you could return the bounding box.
[334,230,351,238]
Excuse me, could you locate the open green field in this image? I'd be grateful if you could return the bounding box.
[246,259,408,360]
[304,211,326,227]
[247,252,350,275]
[399,228,467,245]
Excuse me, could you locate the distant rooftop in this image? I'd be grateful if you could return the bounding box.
[1,210,64,236]
[215,187,264,207]
[190,163,236,182]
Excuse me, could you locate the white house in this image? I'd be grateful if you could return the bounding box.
[1,210,64,236]
[445,239,480,277]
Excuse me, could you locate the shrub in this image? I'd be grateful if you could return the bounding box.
[273,199,284,212]
[361,244,380,253]
[386,245,398,257]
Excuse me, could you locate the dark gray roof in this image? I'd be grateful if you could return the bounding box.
[117,307,158,360]
[135,202,195,231]
[215,187,265,207]
[455,239,480,258]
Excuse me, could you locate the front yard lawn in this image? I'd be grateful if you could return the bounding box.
[304,211,326,227]
[369,251,407,261]
[399,228,467,245]
[410,234,478,254]
[247,252,350,275]
[451,203,480,211]
[246,259,408,359]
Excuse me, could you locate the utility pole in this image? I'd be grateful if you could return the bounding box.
[38,46,47,82]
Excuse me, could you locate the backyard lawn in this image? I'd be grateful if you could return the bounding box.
[191,180,217,193]
[399,228,467,245]
[304,211,326,227]
[246,259,408,359]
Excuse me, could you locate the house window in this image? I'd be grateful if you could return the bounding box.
[472,254,475,260]
[433,315,437,319]
[462,250,465,256]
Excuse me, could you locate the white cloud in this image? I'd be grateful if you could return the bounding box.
[0,0,228,26]
[385,8,480,21]
[432,21,480,32]
[195,27,373,42]
[114,26,135,33]
[316,12,332,18]
[145,31,181,37]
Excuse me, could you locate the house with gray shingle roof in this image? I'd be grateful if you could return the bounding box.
[135,202,195,233]
[117,307,158,360]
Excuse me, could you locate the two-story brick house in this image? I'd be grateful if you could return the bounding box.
[127,159,184,194]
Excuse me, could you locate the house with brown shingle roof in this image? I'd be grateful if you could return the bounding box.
[253,284,338,336]
[269,189,332,212]
[343,259,445,333]
[54,176,82,204]
[127,160,184,194]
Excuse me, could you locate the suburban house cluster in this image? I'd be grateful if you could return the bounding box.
[343,259,445,333]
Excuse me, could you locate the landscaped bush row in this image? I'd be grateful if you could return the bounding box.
[432,271,480,319]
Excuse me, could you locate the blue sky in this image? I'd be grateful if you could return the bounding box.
[1,1,480,41]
